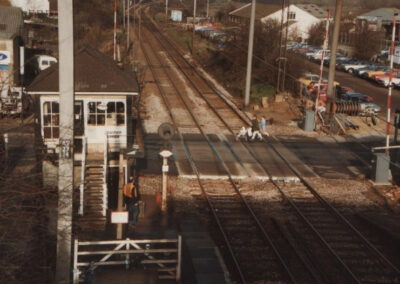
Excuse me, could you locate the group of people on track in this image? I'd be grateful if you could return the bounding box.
[236,116,269,142]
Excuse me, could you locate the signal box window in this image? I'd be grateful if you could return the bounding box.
[43,102,59,139]
[88,102,105,125]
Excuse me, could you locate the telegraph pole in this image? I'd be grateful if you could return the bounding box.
[281,0,290,91]
[277,0,286,93]
[113,0,117,61]
[123,0,126,30]
[165,0,168,21]
[327,0,343,118]
[244,0,256,107]
[191,0,197,54]
[55,0,75,283]
[127,0,130,50]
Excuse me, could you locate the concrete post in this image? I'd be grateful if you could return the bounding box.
[162,157,168,212]
[159,150,172,212]
[327,0,343,118]
[56,0,75,283]
[244,0,256,107]
[117,153,125,239]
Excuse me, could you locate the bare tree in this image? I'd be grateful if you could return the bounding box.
[307,22,325,46]
[353,28,382,60]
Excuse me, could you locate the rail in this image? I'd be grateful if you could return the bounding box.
[79,137,87,216]
[102,135,108,216]
[72,236,182,283]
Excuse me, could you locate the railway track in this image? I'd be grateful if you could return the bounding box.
[138,7,315,283]
[135,5,400,283]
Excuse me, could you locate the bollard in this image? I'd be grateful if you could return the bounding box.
[394,110,400,145]
[304,110,315,131]
[4,133,8,161]
[372,152,390,184]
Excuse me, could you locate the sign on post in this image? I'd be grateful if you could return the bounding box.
[111,211,129,224]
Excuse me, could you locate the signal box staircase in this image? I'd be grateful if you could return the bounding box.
[78,159,107,230]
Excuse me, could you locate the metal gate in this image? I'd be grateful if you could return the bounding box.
[73,236,182,283]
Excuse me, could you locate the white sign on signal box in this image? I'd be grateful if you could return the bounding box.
[0,51,10,65]
[111,211,129,224]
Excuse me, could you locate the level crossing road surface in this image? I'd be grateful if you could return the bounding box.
[141,134,373,180]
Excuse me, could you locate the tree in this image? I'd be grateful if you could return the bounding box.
[307,22,325,46]
[0,0,10,6]
[353,28,382,60]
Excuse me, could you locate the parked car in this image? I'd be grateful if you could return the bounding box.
[339,92,380,115]
[373,70,400,83]
[336,85,355,97]
[310,50,331,62]
[298,73,340,87]
[357,65,385,78]
[365,68,389,80]
[338,92,373,103]
[340,61,368,74]
[305,48,322,59]
[377,77,400,87]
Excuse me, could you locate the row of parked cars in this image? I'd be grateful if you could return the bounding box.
[298,73,381,116]
[289,42,399,89]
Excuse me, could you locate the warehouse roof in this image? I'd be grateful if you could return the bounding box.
[27,46,140,94]
[296,4,328,19]
[229,2,328,20]
[357,8,400,24]
[229,3,281,20]
[0,6,23,39]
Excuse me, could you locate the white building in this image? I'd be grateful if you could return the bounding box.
[10,0,50,14]
[229,3,330,42]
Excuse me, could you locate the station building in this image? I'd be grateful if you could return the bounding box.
[26,46,142,226]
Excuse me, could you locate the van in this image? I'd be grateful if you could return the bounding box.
[33,55,57,74]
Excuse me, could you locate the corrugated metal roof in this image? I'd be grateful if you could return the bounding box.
[296,4,328,19]
[229,3,281,20]
[26,46,140,94]
[0,6,23,39]
[357,8,400,24]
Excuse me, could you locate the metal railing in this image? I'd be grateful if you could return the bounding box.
[72,237,182,283]
[102,135,108,216]
[79,137,87,216]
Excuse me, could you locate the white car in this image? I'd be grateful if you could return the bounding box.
[342,63,368,74]
[377,77,400,87]
[310,50,331,61]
